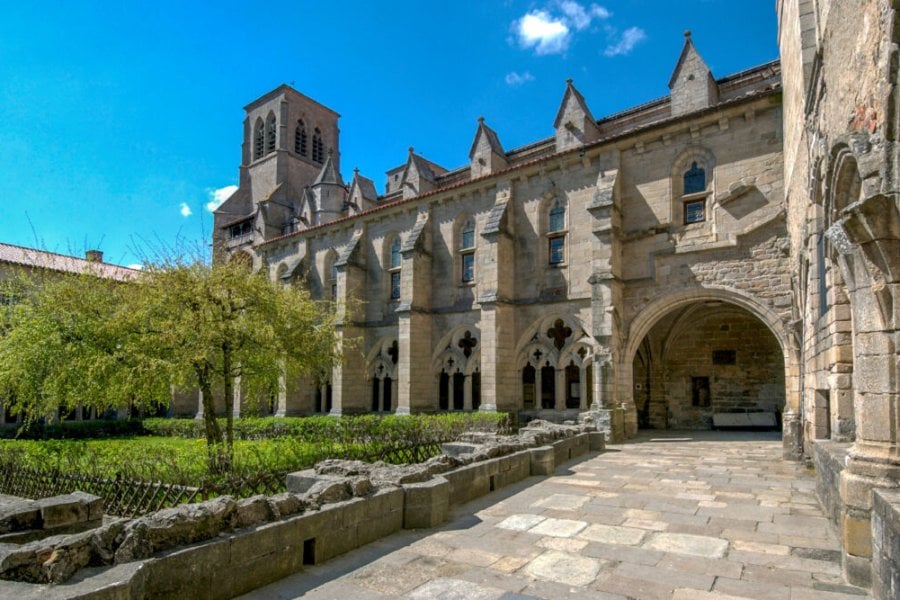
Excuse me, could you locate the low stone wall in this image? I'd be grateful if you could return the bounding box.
[871,488,900,600]
[0,421,602,599]
[812,439,851,528]
[0,492,103,545]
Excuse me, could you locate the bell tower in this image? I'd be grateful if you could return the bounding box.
[213,85,343,250]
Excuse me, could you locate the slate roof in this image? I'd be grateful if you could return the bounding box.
[0,243,139,281]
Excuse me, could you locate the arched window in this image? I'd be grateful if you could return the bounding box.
[312,128,324,163]
[522,364,536,409]
[253,118,265,160]
[265,113,277,154]
[683,161,706,194]
[672,150,714,226]
[389,237,401,300]
[460,218,475,283]
[548,201,566,265]
[295,120,307,156]
[682,161,708,224]
[330,262,338,301]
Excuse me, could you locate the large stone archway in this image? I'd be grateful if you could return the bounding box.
[620,288,799,455]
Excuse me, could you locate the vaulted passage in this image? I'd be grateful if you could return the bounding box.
[633,301,785,430]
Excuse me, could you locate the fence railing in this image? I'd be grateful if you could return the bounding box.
[0,440,449,517]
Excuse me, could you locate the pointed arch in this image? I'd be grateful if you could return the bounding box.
[323,248,338,302]
[312,127,324,163]
[253,117,265,160]
[383,233,402,302]
[295,119,308,156]
[671,146,716,225]
[265,112,277,154]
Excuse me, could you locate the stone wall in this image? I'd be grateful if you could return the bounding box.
[812,439,851,529]
[871,488,900,600]
[0,421,601,597]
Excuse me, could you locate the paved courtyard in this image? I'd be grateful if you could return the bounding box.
[242,431,870,600]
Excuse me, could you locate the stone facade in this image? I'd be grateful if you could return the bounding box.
[778,0,899,594]
[213,31,793,447]
[211,15,900,591]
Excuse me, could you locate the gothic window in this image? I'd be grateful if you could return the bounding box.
[459,218,475,284]
[265,113,277,154]
[229,220,253,239]
[312,128,324,163]
[679,156,709,225]
[522,364,536,409]
[253,118,265,160]
[330,262,338,301]
[389,237,401,301]
[548,201,566,265]
[683,161,706,194]
[295,120,307,156]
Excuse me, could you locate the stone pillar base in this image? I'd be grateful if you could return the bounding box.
[839,454,900,588]
[587,407,624,443]
[782,409,803,461]
[622,404,637,438]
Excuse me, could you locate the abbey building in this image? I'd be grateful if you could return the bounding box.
[213,30,790,442]
[212,2,899,590]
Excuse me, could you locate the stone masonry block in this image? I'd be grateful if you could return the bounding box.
[0,500,41,534]
[285,469,318,494]
[530,446,556,476]
[843,511,873,558]
[70,492,104,522]
[403,476,449,529]
[37,494,91,530]
[588,431,606,451]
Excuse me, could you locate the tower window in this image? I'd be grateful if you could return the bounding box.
[389,237,401,300]
[460,219,475,284]
[295,120,307,156]
[253,119,265,160]
[265,113,277,154]
[548,201,566,265]
[229,220,253,239]
[312,128,324,163]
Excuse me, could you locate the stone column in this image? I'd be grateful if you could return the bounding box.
[463,375,472,411]
[579,366,588,411]
[554,369,565,411]
[478,181,516,413]
[829,192,900,587]
[195,389,204,420]
[275,362,287,417]
[232,375,241,419]
[331,230,368,415]
[587,155,627,440]
[396,207,433,414]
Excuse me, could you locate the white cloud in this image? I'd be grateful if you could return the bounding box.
[505,71,535,86]
[604,26,647,57]
[205,184,238,212]
[127,263,143,270]
[560,1,609,30]
[179,202,193,218]
[513,2,611,55]
[516,10,570,55]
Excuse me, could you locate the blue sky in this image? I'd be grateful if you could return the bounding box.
[0,1,777,267]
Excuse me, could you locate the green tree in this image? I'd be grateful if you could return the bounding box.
[0,258,340,472]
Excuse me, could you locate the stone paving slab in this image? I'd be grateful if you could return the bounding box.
[241,431,871,600]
